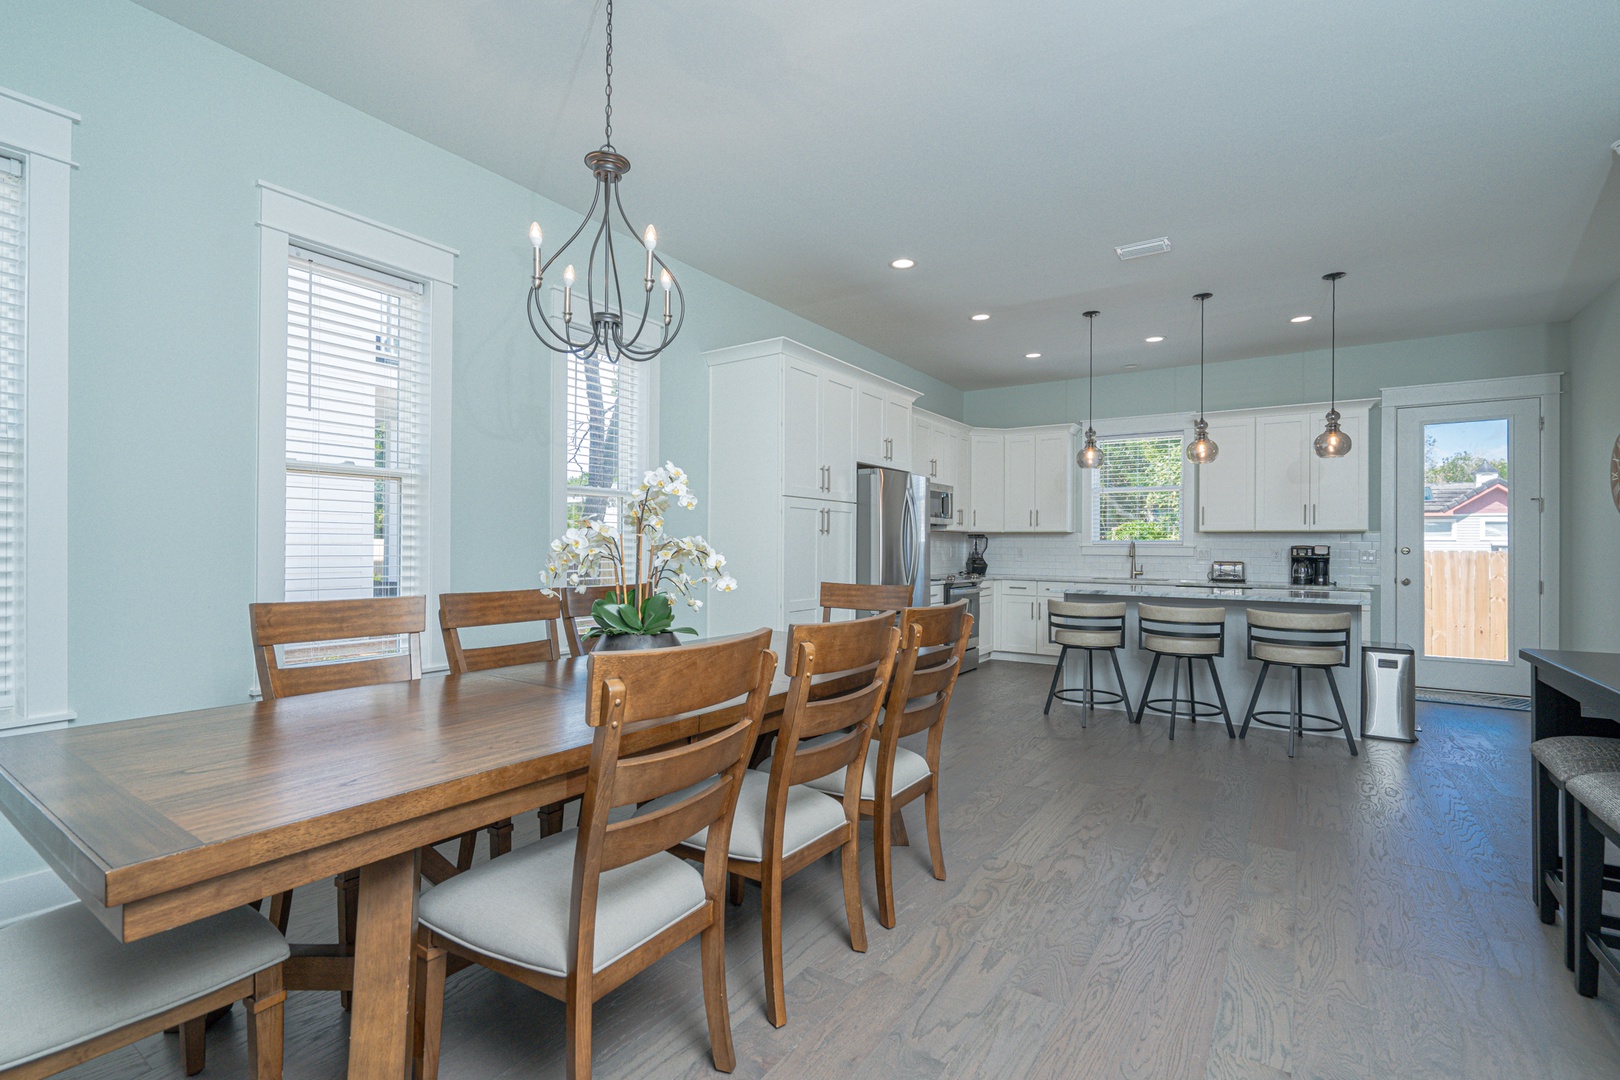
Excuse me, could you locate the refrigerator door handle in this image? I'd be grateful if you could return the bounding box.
[900,483,916,585]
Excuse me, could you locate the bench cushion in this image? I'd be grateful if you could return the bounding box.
[419,827,704,977]
[637,769,846,863]
[0,902,287,1071]
[1531,736,1620,787]
[1565,771,1620,835]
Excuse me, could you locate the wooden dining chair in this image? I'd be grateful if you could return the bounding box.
[685,613,901,1027]
[818,581,914,622]
[439,589,568,864]
[559,584,625,658]
[0,903,287,1079]
[249,594,466,1007]
[803,601,971,928]
[412,630,778,1080]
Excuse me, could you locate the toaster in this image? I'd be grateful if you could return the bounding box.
[1208,560,1246,583]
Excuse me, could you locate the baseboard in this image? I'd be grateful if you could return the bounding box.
[0,867,76,928]
[984,651,1054,666]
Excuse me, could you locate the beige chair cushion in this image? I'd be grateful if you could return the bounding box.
[419,828,705,977]
[1245,607,1352,632]
[1048,600,1126,618]
[1139,603,1225,624]
[1252,642,1345,667]
[1566,771,1620,834]
[1142,632,1220,656]
[1531,736,1620,787]
[637,769,846,863]
[771,733,932,800]
[0,903,288,1072]
[1053,628,1124,648]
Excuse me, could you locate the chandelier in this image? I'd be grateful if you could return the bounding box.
[525,0,684,363]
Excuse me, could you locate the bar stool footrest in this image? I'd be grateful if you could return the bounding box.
[1051,687,1128,708]
[1141,696,1225,720]
[1245,708,1347,735]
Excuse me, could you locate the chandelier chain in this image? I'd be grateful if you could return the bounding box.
[603,0,614,147]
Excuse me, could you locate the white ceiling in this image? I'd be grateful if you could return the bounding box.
[133,0,1620,390]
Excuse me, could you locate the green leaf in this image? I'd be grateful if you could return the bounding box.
[591,599,634,635]
[671,626,697,635]
[639,593,675,633]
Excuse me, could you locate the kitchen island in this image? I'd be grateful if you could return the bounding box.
[984,576,1373,742]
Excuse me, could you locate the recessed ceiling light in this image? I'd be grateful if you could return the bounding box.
[890,258,915,269]
[1290,315,1312,323]
[1115,237,1172,260]
[1025,352,1042,359]
[1125,363,1139,369]
[1145,336,1165,343]
[971,313,990,321]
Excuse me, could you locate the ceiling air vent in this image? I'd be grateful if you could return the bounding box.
[1115,237,1172,260]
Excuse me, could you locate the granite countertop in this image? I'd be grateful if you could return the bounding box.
[981,575,1373,608]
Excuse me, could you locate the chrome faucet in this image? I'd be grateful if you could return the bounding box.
[1127,541,1145,579]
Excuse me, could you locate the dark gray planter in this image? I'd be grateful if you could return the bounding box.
[594,632,683,652]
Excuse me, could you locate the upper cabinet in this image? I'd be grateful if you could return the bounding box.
[967,432,1005,532]
[913,410,972,529]
[857,384,912,466]
[1197,402,1371,533]
[966,425,1078,533]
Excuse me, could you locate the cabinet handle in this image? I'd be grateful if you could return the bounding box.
[1303,503,1307,525]
[1035,509,1039,527]
[956,509,963,524]
[1312,504,1317,525]
[1201,505,1205,526]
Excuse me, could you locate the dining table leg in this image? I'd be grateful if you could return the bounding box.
[348,848,421,1080]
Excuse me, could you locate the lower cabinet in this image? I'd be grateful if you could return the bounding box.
[994,581,1044,654]
[783,497,855,625]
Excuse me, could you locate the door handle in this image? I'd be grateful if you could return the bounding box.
[1401,577,1411,586]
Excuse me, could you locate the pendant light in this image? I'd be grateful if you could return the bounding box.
[1185,292,1218,464]
[1314,271,1352,458]
[1077,310,1104,469]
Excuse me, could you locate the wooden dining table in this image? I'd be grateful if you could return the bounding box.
[0,636,806,1080]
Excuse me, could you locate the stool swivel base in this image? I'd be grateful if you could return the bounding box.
[1045,645,1132,728]
[1238,661,1358,758]
[1132,653,1235,740]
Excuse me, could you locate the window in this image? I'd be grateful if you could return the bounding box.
[257,183,454,673]
[0,86,73,732]
[563,349,646,537]
[1424,519,1454,536]
[1089,433,1184,543]
[284,249,427,603]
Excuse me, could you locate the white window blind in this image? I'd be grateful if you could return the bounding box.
[564,350,644,536]
[1090,433,1183,543]
[285,247,429,604]
[0,155,23,708]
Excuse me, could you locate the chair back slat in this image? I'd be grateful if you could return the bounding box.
[818,581,912,622]
[875,602,971,753]
[249,596,426,700]
[903,655,960,701]
[439,589,563,673]
[1244,608,1352,667]
[609,721,756,808]
[786,726,870,788]
[586,630,775,726]
[559,585,625,657]
[897,694,950,739]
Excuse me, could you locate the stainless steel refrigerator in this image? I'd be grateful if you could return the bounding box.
[856,467,930,607]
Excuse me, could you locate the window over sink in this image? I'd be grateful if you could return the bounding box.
[1089,433,1186,544]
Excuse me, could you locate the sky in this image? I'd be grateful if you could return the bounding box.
[1425,418,1510,463]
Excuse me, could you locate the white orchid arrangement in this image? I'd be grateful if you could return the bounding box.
[544,462,737,638]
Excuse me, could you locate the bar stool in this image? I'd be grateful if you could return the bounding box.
[1132,604,1233,740]
[1566,770,1620,998]
[1237,609,1357,758]
[1531,736,1620,968]
[1043,600,1132,727]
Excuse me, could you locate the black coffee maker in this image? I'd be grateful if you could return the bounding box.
[1289,544,1332,586]
[966,534,989,576]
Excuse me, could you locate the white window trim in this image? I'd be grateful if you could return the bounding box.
[545,284,661,543]
[255,183,456,675]
[1079,409,1200,555]
[0,86,76,733]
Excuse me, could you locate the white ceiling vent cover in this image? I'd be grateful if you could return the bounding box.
[1115,237,1172,260]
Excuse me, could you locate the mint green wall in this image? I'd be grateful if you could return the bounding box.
[0,0,960,883]
[1565,279,1620,652]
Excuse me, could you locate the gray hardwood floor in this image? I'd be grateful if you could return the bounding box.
[60,660,1620,1079]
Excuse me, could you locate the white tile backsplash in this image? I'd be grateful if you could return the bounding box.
[930,530,1382,588]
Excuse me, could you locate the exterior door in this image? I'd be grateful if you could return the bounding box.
[1393,398,1543,693]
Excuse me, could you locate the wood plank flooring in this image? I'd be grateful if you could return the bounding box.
[58,660,1620,1079]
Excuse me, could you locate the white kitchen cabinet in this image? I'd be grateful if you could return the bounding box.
[968,433,1005,531]
[705,338,920,636]
[1032,429,1074,532]
[857,384,911,466]
[1309,409,1367,531]
[1004,434,1036,529]
[1196,416,1256,532]
[1255,412,1313,531]
[995,580,1043,654]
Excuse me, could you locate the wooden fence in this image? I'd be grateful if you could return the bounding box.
[1424,549,1509,661]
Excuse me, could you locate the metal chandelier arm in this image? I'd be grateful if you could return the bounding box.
[527,287,599,356]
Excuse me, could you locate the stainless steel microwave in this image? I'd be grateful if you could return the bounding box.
[926,483,954,528]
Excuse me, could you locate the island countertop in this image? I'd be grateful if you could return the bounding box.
[980,575,1373,609]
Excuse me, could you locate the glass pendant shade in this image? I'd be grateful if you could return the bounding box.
[1314,409,1352,458]
[1186,418,1220,464]
[1078,429,1104,469]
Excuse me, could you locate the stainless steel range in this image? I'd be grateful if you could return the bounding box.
[942,575,982,672]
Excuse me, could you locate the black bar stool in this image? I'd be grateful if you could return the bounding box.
[1132,604,1233,740]
[1237,608,1357,757]
[1043,600,1131,727]
[1566,770,1620,998]
[1531,737,1620,968]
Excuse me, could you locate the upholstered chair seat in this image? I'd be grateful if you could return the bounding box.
[1142,632,1222,657]
[0,903,287,1074]
[418,829,705,977]
[1532,736,1620,786]
[1251,642,1345,667]
[1052,628,1124,648]
[638,770,846,863]
[776,733,933,801]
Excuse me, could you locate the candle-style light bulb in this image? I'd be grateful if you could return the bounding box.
[563,264,575,324]
[643,224,658,291]
[660,268,672,325]
[528,222,543,286]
